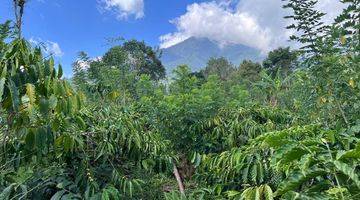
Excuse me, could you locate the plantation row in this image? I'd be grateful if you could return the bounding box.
[0,0,359,199]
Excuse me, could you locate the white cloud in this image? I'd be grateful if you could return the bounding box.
[99,0,144,20]
[316,0,345,23]
[159,33,191,49]
[75,56,102,70]
[160,0,345,52]
[29,38,64,57]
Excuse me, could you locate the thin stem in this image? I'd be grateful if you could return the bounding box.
[10,180,48,200]
[13,0,26,38]
[335,99,350,129]
[172,159,185,195]
[325,142,345,200]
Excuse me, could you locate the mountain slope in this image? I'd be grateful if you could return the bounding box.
[161,37,264,74]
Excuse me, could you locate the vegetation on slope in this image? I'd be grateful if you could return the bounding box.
[0,0,359,199]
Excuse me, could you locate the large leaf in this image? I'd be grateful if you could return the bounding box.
[337,142,360,160]
[39,98,50,115]
[25,129,36,150]
[0,77,5,102]
[0,183,15,200]
[36,127,48,150]
[333,161,360,188]
[50,190,66,200]
[8,79,20,111]
[25,83,36,104]
[261,185,274,200]
[1,64,6,78]
[274,169,327,196]
[57,64,63,78]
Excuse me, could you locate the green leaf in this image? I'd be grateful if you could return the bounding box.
[50,190,66,200]
[53,80,65,96]
[45,58,54,76]
[25,83,36,104]
[25,129,36,150]
[0,183,15,200]
[48,95,58,109]
[8,79,20,112]
[326,187,348,195]
[255,187,260,200]
[11,58,17,76]
[226,190,241,198]
[250,162,258,184]
[0,65,6,102]
[262,185,274,200]
[0,77,5,102]
[58,64,63,78]
[349,124,360,134]
[241,187,256,200]
[1,65,7,78]
[129,181,133,197]
[36,127,48,150]
[278,146,308,167]
[274,169,327,196]
[75,116,86,129]
[337,142,360,160]
[333,161,360,188]
[242,156,253,183]
[39,98,50,115]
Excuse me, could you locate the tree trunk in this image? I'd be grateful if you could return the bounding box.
[270,95,278,107]
[172,161,185,195]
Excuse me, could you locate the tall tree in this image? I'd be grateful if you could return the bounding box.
[263,47,297,77]
[72,51,90,92]
[334,0,360,52]
[123,40,166,80]
[283,0,328,55]
[204,57,235,81]
[227,60,262,89]
[170,65,199,94]
[237,60,262,83]
[13,0,27,38]
[0,21,12,49]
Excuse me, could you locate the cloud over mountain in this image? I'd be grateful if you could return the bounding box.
[160,0,344,52]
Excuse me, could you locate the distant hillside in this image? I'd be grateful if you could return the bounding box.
[160,37,264,74]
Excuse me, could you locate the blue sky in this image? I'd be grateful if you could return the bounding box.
[0,0,208,76]
[0,0,343,77]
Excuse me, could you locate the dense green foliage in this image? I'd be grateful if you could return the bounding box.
[1,0,360,199]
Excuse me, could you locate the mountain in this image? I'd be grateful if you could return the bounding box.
[160,37,264,74]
